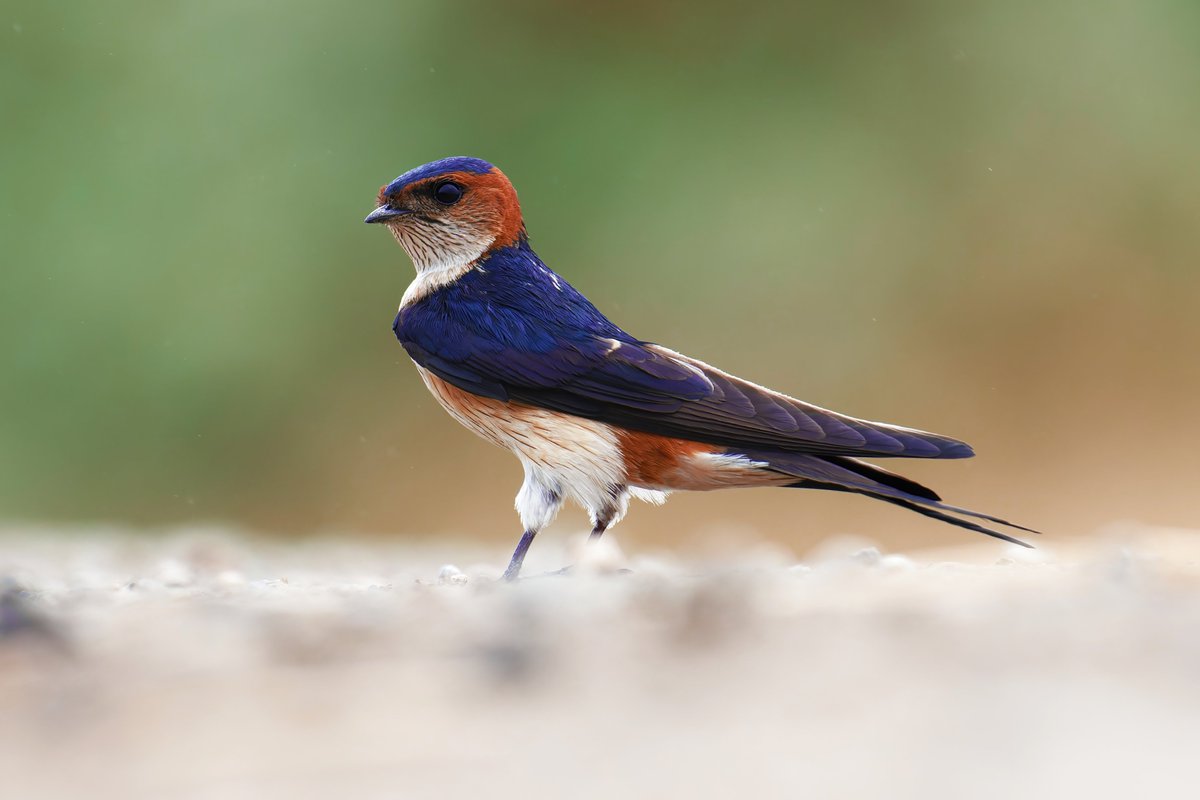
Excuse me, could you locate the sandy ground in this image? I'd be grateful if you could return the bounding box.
[2,524,1200,800]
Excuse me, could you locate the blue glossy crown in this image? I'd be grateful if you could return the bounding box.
[383,156,495,196]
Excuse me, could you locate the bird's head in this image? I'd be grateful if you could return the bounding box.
[365,156,524,273]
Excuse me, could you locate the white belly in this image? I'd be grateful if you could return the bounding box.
[414,365,648,529]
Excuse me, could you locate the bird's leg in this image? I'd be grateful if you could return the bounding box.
[588,520,610,542]
[588,496,622,543]
[507,464,562,581]
[502,530,537,582]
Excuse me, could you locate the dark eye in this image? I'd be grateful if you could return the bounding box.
[433,181,463,205]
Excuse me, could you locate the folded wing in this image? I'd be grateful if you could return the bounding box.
[397,297,974,460]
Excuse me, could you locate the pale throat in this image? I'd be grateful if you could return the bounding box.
[393,223,495,307]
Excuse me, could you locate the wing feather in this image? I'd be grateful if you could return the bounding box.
[394,264,973,460]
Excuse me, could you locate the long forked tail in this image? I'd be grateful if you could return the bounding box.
[740,450,1038,548]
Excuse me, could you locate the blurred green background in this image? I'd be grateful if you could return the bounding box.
[3,0,1198,554]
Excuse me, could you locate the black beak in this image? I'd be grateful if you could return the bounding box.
[364,205,410,224]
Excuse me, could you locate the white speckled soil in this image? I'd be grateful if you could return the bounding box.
[2,525,1199,800]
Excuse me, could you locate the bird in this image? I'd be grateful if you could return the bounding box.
[366,156,1034,580]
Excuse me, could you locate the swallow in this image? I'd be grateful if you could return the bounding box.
[366,157,1034,580]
